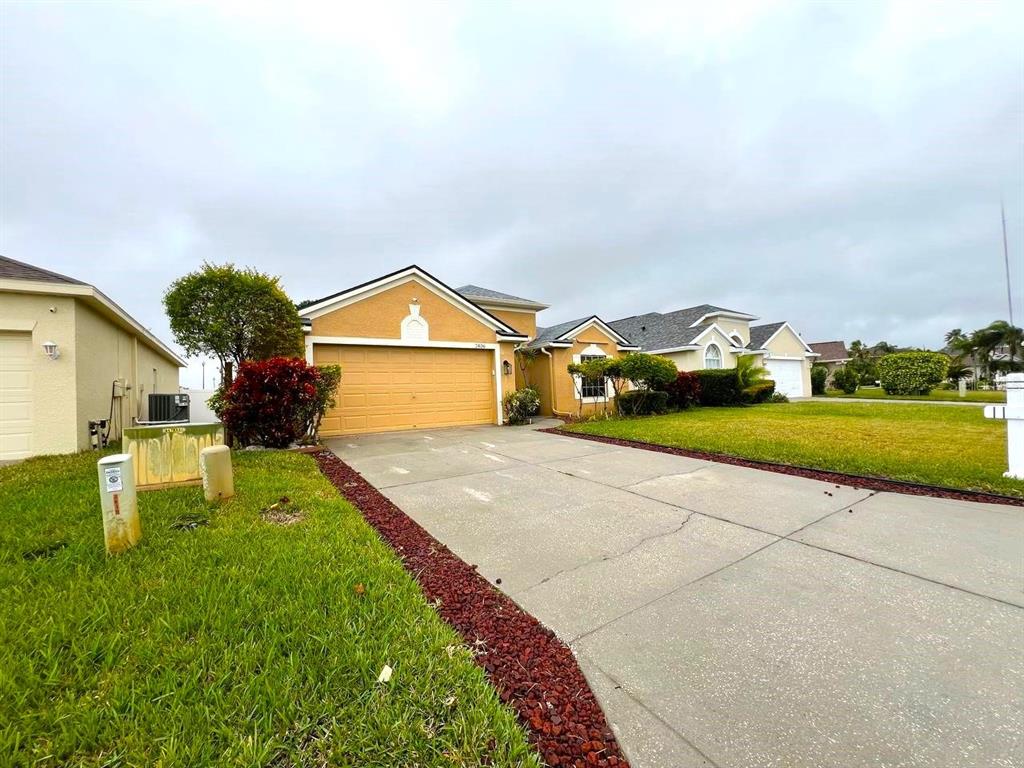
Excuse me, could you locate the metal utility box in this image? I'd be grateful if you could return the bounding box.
[123,422,224,490]
[148,393,190,423]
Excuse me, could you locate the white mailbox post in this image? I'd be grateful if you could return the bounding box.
[984,372,1024,480]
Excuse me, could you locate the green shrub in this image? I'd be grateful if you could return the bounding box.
[832,365,860,394]
[617,390,670,416]
[502,387,541,425]
[742,380,776,404]
[618,353,678,391]
[770,391,790,403]
[695,368,742,406]
[810,364,828,395]
[663,370,701,409]
[878,352,949,395]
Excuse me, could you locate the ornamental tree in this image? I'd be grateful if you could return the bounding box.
[877,351,949,395]
[163,263,304,379]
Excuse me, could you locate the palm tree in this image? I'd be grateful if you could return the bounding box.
[985,320,1022,367]
[945,328,966,346]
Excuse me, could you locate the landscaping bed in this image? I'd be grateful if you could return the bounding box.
[315,450,629,768]
[560,402,1024,501]
[1,450,539,766]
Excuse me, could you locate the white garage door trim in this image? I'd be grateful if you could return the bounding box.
[0,331,33,460]
[765,358,805,398]
[306,335,504,425]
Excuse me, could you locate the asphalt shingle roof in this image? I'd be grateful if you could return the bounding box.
[0,255,85,285]
[455,284,544,306]
[608,304,747,352]
[809,340,849,361]
[748,322,785,349]
[526,317,596,349]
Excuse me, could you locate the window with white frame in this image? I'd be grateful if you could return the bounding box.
[579,354,606,398]
[704,343,723,369]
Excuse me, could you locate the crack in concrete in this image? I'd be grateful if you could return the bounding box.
[575,650,722,768]
[513,511,701,597]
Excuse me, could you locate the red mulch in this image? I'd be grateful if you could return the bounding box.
[543,428,1024,508]
[314,450,629,768]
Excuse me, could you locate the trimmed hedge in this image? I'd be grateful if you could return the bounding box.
[832,365,859,394]
[695,368,742,406]
[617,390,670,416]
[742,380,776,404]
[878,351,949,395]
[810,364,828,395]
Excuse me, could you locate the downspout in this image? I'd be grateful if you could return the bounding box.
[541,347,573,418]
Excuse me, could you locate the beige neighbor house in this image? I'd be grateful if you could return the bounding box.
[299,265,818,434]
[608,306,817,399]
[0,256,184,460]
[808,340,851,384]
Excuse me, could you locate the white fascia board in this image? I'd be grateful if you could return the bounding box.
[471,298,550,311]
[300,267,518,336]
[759,322,814,353]
[647,345,701,354]
[0,278,186,366]
[557,316,634,346]
[689,310,759,327]
[688,322,736,346]
[497,332,530,342]
[616,345,641,351]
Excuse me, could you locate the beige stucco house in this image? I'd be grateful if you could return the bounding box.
[0,256,184,460]
[608,306,817,398]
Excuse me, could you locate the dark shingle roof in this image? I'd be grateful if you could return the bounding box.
[748,322,786,349]
[809,340,849,361]
[608,304,751,352]
[455,284,545,307]
[0,255,85,285]
[526,317,595,349]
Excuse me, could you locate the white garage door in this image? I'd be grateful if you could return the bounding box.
[0,331,33,460]
[765,358,805,398]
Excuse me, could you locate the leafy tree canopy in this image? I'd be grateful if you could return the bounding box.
[164,263,304,375]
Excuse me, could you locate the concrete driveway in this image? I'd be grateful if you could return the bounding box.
[328,423,1024,768]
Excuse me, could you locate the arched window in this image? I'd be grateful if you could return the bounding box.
[705,343,723,369]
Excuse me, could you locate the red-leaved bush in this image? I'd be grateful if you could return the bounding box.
[664,370,701,409]
[218,357,320,447]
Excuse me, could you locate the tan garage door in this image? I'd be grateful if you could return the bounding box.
[313,344,497,435]
[0,331,33,460]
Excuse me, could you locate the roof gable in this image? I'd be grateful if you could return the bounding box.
[300,265,525,338]
[529,315,638,349]
[809,341,850,361]
[750,321,813,353]
[455,284,548,309]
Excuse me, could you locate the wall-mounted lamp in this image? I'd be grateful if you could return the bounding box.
[502,359,512,376]
[42,341,60,360]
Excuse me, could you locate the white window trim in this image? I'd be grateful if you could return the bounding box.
[572,344,615,402]
[704,342,723,369]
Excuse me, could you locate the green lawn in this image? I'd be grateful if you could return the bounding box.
[0,450,539,767]
[566,402,1024,498]
[825,387,1005,403]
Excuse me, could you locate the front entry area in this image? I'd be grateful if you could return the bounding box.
[313,344,497,435]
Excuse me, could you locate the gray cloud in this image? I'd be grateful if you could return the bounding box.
[2,1,1021,386]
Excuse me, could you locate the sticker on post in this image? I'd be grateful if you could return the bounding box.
[104,466,123,493]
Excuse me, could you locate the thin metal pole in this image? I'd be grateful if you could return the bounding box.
[1003,200,1014,327]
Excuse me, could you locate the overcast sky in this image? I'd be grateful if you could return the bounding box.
[2,1,1022,387]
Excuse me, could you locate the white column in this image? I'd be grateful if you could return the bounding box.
[1004,373,1024,480]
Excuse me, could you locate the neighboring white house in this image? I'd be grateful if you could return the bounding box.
[0,256,184,460]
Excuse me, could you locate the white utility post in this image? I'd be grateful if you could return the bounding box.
[97,453,142,554]
[984,372,1024,480]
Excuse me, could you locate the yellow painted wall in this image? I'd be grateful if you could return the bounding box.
[485,307,537,338]
[529,325,626,417]
[312,277,497,343]
[0,293,79,455]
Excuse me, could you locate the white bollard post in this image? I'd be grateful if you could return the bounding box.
[97,453,142,554]
[984,373,1024,481]
[199,445,234,502]
[958,378,967,398]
